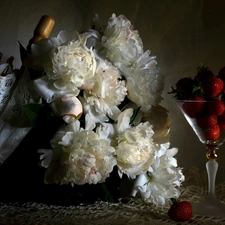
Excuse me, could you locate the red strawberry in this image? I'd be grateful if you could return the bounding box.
[168,198,192,222]
[195,65,213,83]
[204,124,220,141]
[175,77,194,100]
[218,66,225,82]
[168,77,194,100]
[207,99,225,116]
[218,112,225,130]
[196,114,218,129]
[201,75,224,98]
[218,67,225,96]
[182,96,206,118]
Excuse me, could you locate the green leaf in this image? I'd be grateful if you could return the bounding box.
[130,107,141,125]
[22,103,45,127]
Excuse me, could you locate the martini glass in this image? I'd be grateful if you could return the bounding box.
[176,99,225,216]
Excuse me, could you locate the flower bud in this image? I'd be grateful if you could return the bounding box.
[50,94,82,119]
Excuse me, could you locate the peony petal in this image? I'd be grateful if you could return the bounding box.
[33,76,74,103]
[131,173,148,197]
[117,108,133,133]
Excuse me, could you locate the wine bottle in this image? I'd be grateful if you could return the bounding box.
[22,15,55,80]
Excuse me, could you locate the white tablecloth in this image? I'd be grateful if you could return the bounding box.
[1,167,225,225]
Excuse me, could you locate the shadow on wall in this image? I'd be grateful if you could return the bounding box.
[0,0,225,180]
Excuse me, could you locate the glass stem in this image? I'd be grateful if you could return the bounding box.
[206,159,218,198]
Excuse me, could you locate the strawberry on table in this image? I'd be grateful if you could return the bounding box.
[168,198,193,222]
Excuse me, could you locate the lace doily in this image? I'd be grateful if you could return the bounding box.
[1,167,225,225]
[0,68,39,164]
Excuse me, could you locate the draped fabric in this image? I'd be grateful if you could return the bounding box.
[0,0,225,189]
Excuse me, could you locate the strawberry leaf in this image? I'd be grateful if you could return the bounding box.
[170,198,179,204]
[192,85,201,93]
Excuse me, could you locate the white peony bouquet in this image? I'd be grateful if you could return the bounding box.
[27,13,184,205]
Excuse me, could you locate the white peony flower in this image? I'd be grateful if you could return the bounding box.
[126,51,164,112]
[33,14,183,205]
[40,120,117,185]
[32,30,97,96]
[80,59,127,122]
[131,143,184,205]
[102,13,143,69]
[115,109,156,179]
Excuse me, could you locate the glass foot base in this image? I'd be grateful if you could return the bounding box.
[192,197,225,217]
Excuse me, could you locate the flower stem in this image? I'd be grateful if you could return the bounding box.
[101,183,115,203]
